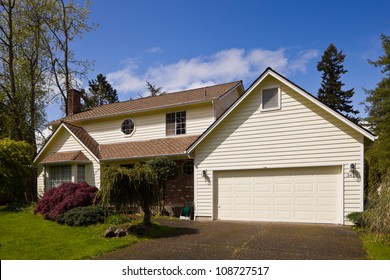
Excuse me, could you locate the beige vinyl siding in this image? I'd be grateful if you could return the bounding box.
[36,129,100,196]
[80,104,214,144]
[194,76,364,223]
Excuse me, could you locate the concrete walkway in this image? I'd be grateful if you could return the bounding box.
[96,219,367,260]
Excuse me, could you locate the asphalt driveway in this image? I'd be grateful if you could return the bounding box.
[96,219,367,260]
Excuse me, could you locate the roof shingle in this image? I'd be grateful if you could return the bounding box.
[52,81,241,124]
[63,122,101,159]
[100,135,199,160]
[42,151,90,163]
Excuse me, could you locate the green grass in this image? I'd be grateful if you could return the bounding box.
[0,207,171,260]
[359,232,390,260]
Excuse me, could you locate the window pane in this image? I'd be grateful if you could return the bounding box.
[49,165,71,188]
[121,119,135,135]
[182,160,194,175]
[176,111,186,135]
[167,112,186,135]
[77,165,86,183]
[262,88,279,109]
[166,113,175,135]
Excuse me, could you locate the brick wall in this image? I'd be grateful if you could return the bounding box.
[164,159,194,207]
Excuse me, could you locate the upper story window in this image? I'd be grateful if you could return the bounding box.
[166,111,186,136]
[261,87,281,111]
[121,119,135,135]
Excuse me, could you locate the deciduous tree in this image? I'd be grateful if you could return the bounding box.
[98,164,159,225]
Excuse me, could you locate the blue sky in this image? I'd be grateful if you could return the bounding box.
[47,0,390,122]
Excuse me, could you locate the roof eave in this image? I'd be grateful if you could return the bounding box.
[186,68,377,154]
[100,153,187,162]
[48,99,215,126]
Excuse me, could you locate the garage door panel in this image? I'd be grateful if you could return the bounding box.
[274,183,293,193]
[295,211,314,221]
[295,183,315,192]
[295,197,315,207]
[254,184,271,192]
[274,211,292,220]
[216,167,340,224]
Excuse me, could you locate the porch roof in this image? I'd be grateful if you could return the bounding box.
[41,151,91,164]
[99,135,199,160]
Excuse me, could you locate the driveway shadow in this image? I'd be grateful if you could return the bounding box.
[97,220,367,260]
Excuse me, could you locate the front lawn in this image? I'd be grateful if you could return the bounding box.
[0,206,171,260]
[359,232,390,260]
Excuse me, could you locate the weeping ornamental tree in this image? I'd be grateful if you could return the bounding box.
[97,164,158,225]
[147,157,177,212]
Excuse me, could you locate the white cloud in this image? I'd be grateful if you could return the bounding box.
[289,49,319,73]
[106,48,319,99]
[145,47,163,54]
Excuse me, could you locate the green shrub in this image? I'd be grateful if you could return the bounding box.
[61,205,105,227]
[0,138,34,201]
[363,182,390,233]
[34,182,98,221]
[347,212,365,227]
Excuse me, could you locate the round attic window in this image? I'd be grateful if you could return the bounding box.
[121,119,135,135]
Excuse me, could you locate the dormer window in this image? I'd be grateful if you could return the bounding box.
[261,87,281,111]
[121,119,135,135]
[166,111,186,136]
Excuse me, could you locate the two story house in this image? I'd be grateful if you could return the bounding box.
[34,68,376,224]
[34,80,244,214]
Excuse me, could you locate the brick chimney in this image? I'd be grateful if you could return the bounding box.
[67,89,81,116]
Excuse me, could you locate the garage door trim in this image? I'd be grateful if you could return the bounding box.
[212,165,344,224]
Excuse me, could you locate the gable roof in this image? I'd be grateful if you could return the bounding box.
[100,135,198,160]
[34,122,101,164]
[51,81,243,124]
[41,151,90,164]
[34,121,198,164]
[62,122,101,159]
[187,67,377,154]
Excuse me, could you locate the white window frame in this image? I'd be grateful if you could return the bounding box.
[166,111,186,136]
[260,85,281,111]
[120,118,136,137]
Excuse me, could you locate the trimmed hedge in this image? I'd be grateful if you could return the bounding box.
[57,205,105,226]
[34,182,98,221]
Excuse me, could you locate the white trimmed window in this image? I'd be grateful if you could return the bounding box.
[48,165,71,188]
[166,111,186,136]
[261,87,281,111]
[121,119,135,135]
[77,164,86,183]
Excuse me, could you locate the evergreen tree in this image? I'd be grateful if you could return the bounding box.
[317,43,359,122]
[365,34,390,135]
[364,34,390,196]
[146,80,165,96]
[83,73,119,109]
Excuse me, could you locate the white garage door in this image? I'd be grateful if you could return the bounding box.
[216,166,341,224]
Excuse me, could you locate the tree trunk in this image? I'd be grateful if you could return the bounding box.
[141,203,152,225]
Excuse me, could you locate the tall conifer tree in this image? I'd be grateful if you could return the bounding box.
[317,43,359,122]
[82,73,119,109]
